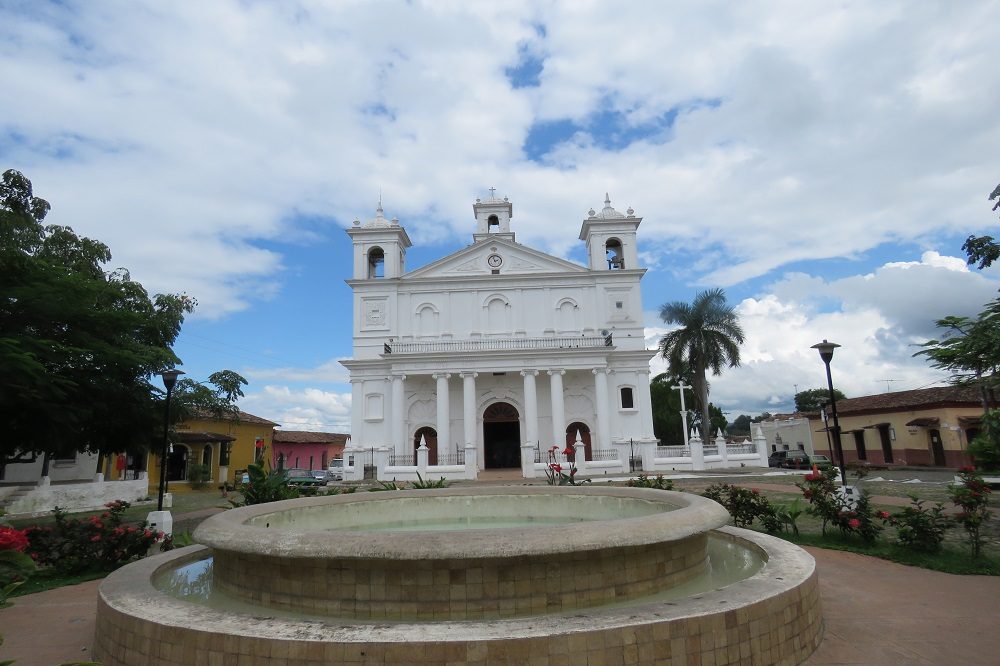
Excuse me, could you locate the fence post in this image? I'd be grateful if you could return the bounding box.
[521,442,536,478]
[417,435,429,474]
[639,439,657,472]
[717,431,729,467]
[374,446,390,480]
[690,430,705,470]
[573,431,587,475]
[464,442,477,480]
[754,425,769,467]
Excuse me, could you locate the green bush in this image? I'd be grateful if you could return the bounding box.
[230,450,300,507]
[627,475,675,490]
[969,409,1000,471]
[185,462,211,490]
[887,495,951,553]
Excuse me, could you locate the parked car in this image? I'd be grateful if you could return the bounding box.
[284,468,326,487]
[328,458,344,481]
[810,454,834,469]
[768,450,791,467]
[780,450,812,469]
[310,469,331,482]
[768,450,814,469]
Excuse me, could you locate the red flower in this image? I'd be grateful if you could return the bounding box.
[0,526,30,552]
[549,446,559,452]
[563,447,574,456]
[751,488,760,495]
[848,518,861,529]
[551,464,562,473]
[91,535,101,542]
[878,511,890,520]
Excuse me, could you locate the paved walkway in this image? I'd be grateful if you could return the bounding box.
[2,545,999,665]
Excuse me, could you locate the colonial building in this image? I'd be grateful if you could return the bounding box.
[806,386,984,467]
[340,193,658,472]
[272,430,349,471]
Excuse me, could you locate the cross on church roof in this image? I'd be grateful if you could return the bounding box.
[488,186,496,198]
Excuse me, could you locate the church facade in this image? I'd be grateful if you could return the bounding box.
[340,193,657,473]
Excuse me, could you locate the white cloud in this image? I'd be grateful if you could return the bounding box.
[240,385,352,433]
[242,359,350,384]
[645,251,998,418]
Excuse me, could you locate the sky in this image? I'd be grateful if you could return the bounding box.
[3,1,1000,434]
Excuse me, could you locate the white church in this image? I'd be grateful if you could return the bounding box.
[339,192,764,480]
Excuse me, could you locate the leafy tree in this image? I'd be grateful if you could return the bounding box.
[730,414,753,436]
[172,370,248,423]
[0,168,193,467]
[968,409,1000,471]
[915,300,1000,410]
[649,372,691,445]
[658,288,745,441]
[794,388,847,413]
[961,182,1000,269]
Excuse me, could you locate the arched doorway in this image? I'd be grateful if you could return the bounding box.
[167,444,189,481]
[565,422,592,461]
[483,402,521,469]
[414,426,438,465]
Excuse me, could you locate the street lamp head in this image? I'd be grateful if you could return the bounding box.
[811,339,840,364]
[159,369,185,391]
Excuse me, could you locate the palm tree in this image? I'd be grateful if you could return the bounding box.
[658,288,745,442]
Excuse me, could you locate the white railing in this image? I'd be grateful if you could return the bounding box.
[385,334,613,354]
[728,443,757,455]
[656,446,690,457]
[590,448,619,461]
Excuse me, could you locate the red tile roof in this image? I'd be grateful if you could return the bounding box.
[191,408,279,426]
[816,386,983,416]
[273,430,349,444]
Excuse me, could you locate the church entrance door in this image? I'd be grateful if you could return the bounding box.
[483,402,521,469]
[565,422,592,461]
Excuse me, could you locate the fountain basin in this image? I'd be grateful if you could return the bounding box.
[93,487,824,665]
[192,486,730,620]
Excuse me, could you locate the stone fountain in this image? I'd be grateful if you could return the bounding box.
[93,486,822,664]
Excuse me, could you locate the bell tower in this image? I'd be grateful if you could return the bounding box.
[473,188,514,242]
[578,193,641,271]
[346,202,412,280]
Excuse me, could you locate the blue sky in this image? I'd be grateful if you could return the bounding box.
[3,1,1000,433]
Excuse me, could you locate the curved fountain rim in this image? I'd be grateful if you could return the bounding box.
[100,526,814,644]
[193,486,730,559]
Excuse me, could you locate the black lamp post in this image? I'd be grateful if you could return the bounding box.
[157,369,184,512]
[811,340,846,485]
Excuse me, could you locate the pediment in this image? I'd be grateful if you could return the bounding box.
[405,238,588,279]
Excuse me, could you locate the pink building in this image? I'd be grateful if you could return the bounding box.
[272,430,349,471]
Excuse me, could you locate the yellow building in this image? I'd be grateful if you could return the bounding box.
[806,386,984,468]
[147,409,278,493]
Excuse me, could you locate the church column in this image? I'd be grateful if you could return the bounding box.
[391,374,406,454]
[548,370,566,447]
[521,370,539,445]
[350,379,364,446]
[636,369,655,439]
[434,373,452,455]
[593,368,611,449]
[461,372,477,447]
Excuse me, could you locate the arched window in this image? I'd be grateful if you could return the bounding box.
[605,238,624,269]
[368,246,385,278]
[487,214,499,232]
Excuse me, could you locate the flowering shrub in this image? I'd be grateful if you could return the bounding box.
[0,525,36,607]
[702,484,781,532]
[797,467,842,535]
[25,501,164,574]
[886,495,951,553]
[836,493,882,544]
[543,446,590,486]
[0,526,29,553]
[949,467,992,558]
